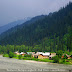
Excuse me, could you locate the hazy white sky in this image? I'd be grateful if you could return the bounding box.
[0,0,72,26]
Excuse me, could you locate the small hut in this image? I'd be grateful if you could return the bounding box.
[20,52,26,56]
[38,52,50,59]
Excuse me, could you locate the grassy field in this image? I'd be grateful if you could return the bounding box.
[3,54,72,64]
[3,54,53,62]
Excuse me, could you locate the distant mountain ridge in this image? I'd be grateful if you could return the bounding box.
[0,18,31,34]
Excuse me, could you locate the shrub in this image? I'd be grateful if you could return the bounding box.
[63,55,67,59]
[3,54,6,57]
[53,55,59,63]
[56,50,63,58]
[64,51,70,55]
[63,59,65,63]
[18,55,22,60]
[9,52,14,58]
[59,59,65,64]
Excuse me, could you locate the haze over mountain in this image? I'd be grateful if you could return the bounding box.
[0,0,71,26]
[0,18,31,34]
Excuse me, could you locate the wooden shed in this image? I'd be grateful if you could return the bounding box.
[38,54,49,59]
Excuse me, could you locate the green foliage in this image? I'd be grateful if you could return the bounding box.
[18,55,22,60]
[3,54,6,57]
[9,52,14,58]
[53,55,59,63]
[24,54,32,58]
[59,59,65,64]
[70,51,72,55]
[3,54,9,57]
[64,51,70,55]
[56,50,63,58]
[31,57,39,61]
[63,59,65,63]
[39,58,53,62]
[63,55,67,59]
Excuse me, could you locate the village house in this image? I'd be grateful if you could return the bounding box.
[32,52,50,59]
[32,54,38,58]
[66,54,72,59]
[36,52,44,55]
[38,52,50,59]
[14,51,20,55]
[49,53,56,60]
[32,52,43,58]
[62,54,72,59]
[20,52,26,56]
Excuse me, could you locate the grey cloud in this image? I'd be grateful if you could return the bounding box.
[0,0,72,26]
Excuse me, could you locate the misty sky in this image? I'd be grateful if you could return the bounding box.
[0,0,72,27]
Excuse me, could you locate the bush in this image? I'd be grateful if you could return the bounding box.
[63,55,67,59]
[3,54,6,57]
[56,50,63,58]
[9,52,14,58]
[53,55,59,63]
[18,55,22,60]
[63,59,65,63]
[59,59,65,64]
[64,51,70,55]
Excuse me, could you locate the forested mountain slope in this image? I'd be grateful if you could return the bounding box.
[0,2,72,52]
[0,15,46,40]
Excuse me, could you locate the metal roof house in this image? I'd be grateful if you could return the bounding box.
[36,52,50,59]
[20,52,26,56]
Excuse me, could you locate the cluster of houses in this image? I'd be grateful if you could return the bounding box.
[14,51,72,60]
[14,51,56,59]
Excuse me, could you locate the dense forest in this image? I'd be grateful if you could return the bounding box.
[0,2,72,53]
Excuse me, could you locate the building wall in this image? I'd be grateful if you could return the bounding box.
[15,53,20,55]
[50,53,56,56]
[38,55,49,59]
